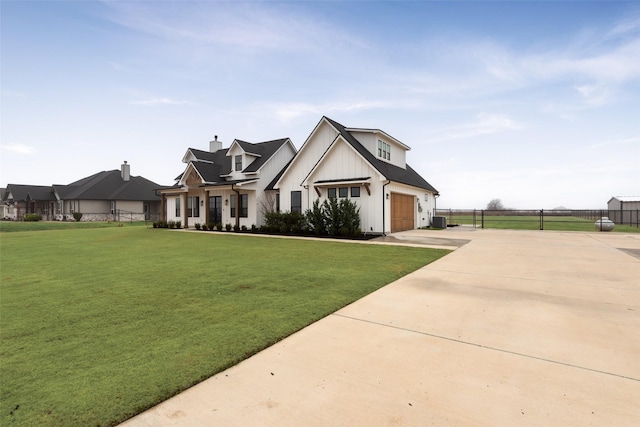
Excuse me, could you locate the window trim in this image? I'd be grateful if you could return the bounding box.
[230,194,248,218]
[291,191,302,214]
[187,196,200,217]
[378,139,390,161]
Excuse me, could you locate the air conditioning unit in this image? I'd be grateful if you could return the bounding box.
[432,216,447,229]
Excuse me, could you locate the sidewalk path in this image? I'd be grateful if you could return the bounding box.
[121,229,640,426]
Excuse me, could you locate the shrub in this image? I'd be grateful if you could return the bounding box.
[215,223,223,231]
[175,221,181,229]
[201,224,208,231]
[208,223,215,231]
[233,224,240,232]
[73,212,83,222]
[168,221,176,229]
[225,223,232,231]
[306,199,326,235]
[195,223,201,230]
[304,198,361,237]
[24,214,42,222]
[251,224,257,233]
[265,211,306,235]
[241,225,247,231]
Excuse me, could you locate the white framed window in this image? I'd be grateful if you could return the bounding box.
[377,140,390,161]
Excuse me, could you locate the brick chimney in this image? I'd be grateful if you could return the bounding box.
[121,161,130,181]
[209,135,222,153]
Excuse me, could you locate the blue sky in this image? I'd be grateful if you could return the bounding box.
[2,0,638,209]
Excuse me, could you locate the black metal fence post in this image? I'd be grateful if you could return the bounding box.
[481,210,485,229]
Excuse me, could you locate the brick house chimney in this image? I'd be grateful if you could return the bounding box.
[121,161,130,181]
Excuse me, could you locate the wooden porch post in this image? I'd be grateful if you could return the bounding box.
[161,193,166,222]
[205,190,210,225]
[181,193,188,228]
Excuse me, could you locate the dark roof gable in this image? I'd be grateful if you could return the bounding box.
[324,117,438,194]
[180,138,289,184]
[57,171,161,201]
[3,184,56,202]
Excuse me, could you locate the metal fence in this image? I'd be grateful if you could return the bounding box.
[435,209,640,230]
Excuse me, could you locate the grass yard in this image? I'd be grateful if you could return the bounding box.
[443,215,640,233]
[0,225,449,426]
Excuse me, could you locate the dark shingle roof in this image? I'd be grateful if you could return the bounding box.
[239,138,289,173]
[56,171,161,201]
[3,184,56,201]
[324,117,438,194]
[180,139,289,184]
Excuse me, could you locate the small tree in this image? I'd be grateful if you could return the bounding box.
[258,192,277,217]
[486,199,504,210]
[305,199,326,235]
[73,212,83,222]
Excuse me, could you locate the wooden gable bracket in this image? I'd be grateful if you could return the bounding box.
[364,182,371,195]
[314,186,321,197]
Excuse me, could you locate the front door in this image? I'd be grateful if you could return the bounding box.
[209,196,222,224]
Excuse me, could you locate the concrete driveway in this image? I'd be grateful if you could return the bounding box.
[121,228,640,426]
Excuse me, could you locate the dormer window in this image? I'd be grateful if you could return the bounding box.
[378,140,390,161]
[235,155,242,171]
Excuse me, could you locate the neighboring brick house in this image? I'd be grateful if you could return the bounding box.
[3,162,163,221]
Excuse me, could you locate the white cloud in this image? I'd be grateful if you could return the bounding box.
[574,84,612,106]
[129,97,193,106]
[267,100,391,122]
[430,113,524,142]
[1,144,35,154]
[589,136,640,149]
[103,1,363,53]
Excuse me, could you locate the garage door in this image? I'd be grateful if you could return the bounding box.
[391,193,415,232]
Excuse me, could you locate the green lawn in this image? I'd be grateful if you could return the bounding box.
[0,220,149,232]
[441,215,640,233]
[0,226,449,426]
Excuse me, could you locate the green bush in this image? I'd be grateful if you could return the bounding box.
[225,223,232,231]
[265,211,306,234]
[73,212,83,222]
[24,214,42,222]
[306,199,326,235]
[201,224,208,231]
[195,223,201,230]
[304,197,361,237]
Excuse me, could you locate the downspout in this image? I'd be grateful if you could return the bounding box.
[232,184,240,228]
[382,180,390,236]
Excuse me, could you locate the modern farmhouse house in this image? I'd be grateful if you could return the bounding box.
[269,116,439,233]
[159,117,439,233]
[3,162,162,221]
[159,136,297,228]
